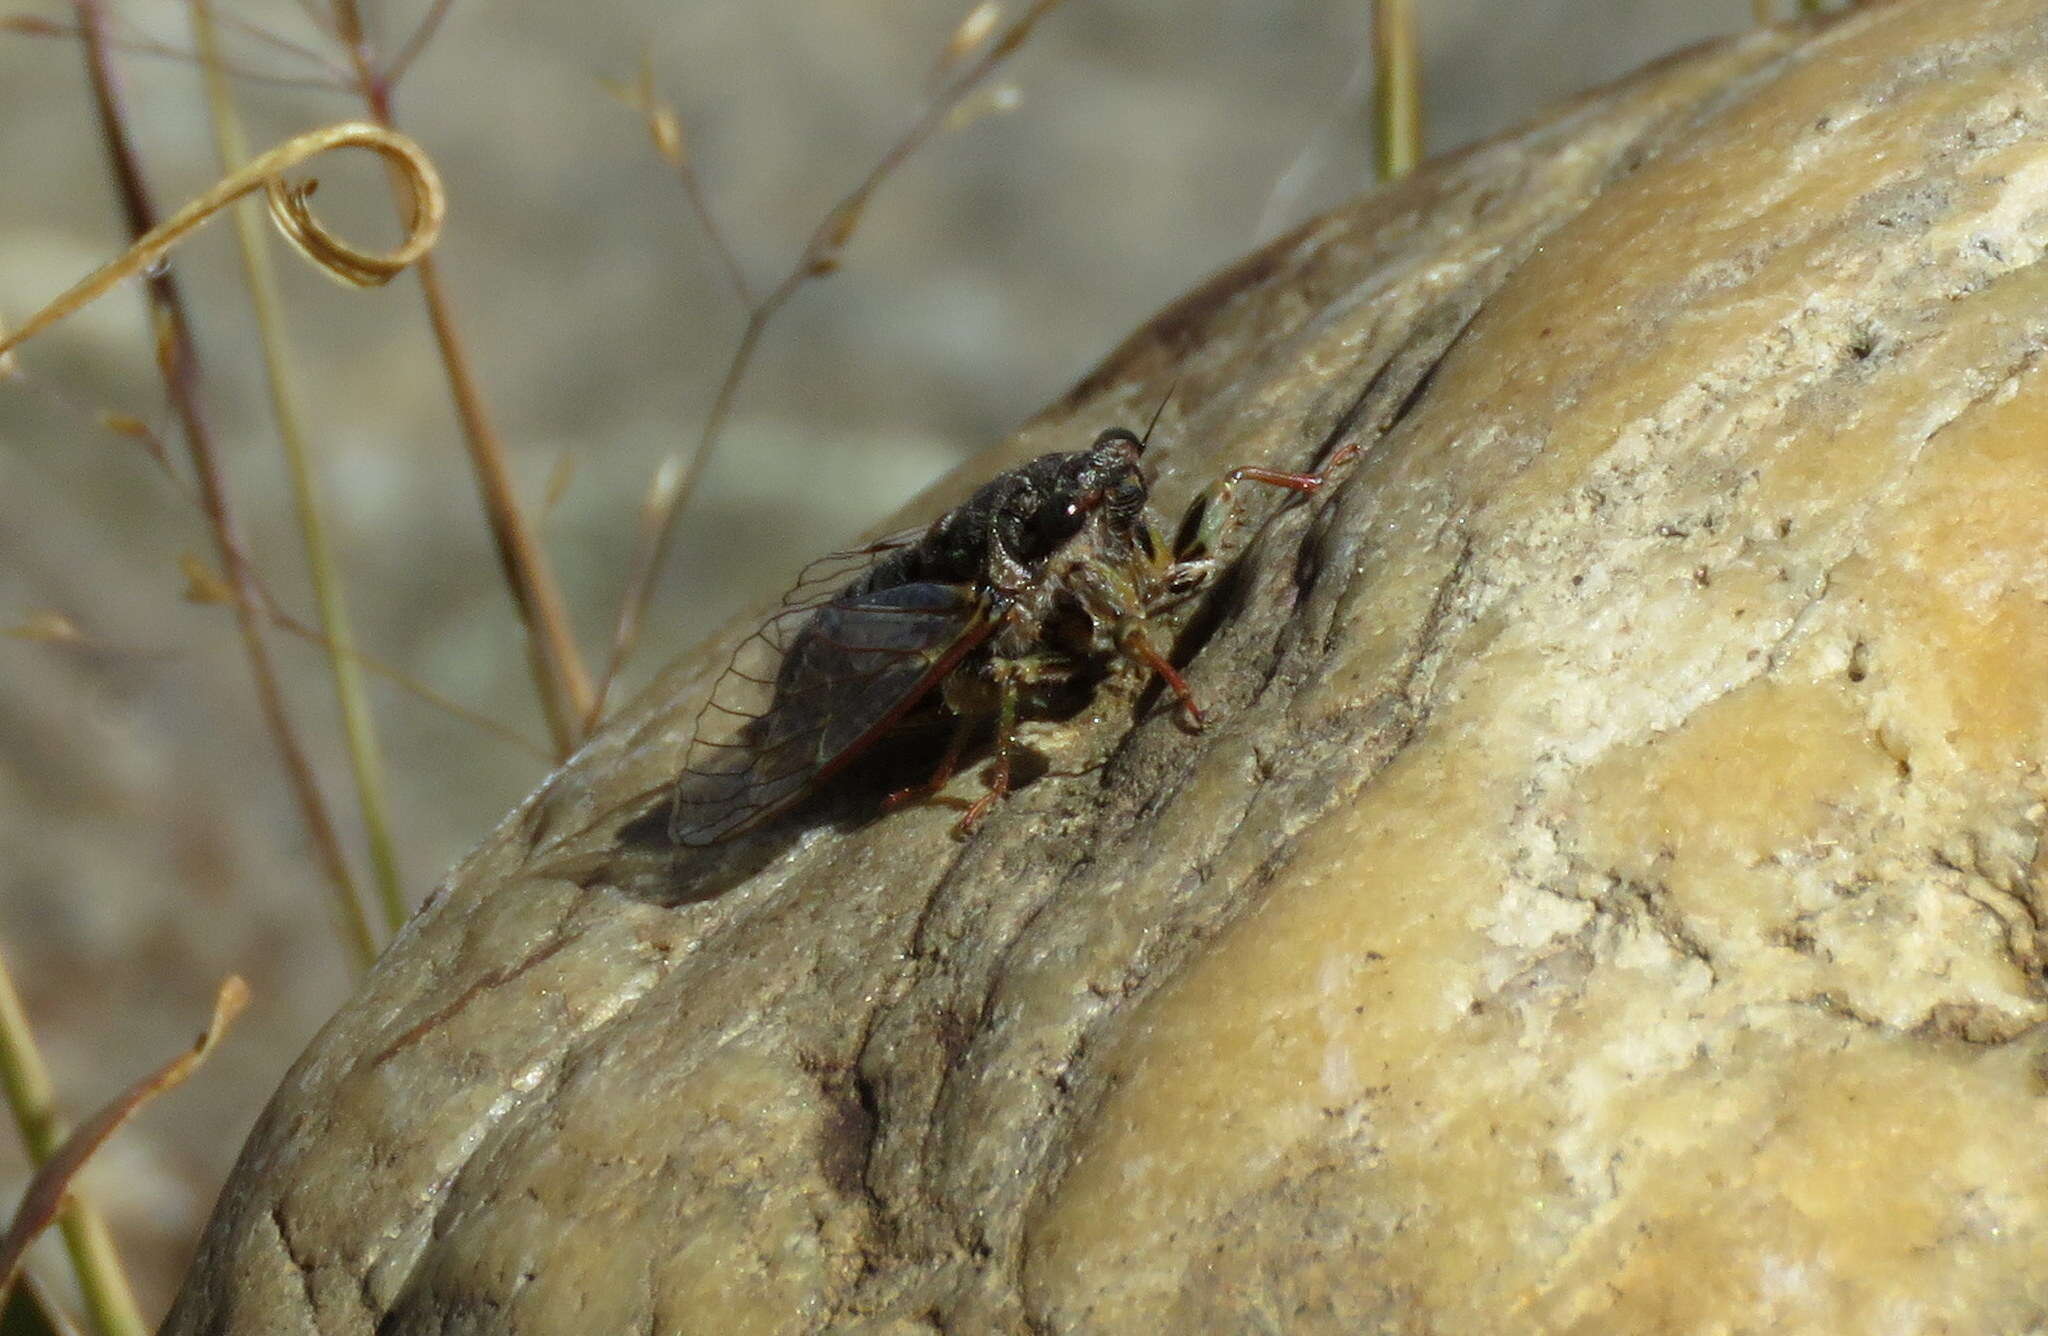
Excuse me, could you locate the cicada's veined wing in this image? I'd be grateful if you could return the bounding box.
[671,576,998,846]
[770,526,927,610]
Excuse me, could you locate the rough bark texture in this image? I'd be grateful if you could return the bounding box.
[165,2,2048,1331]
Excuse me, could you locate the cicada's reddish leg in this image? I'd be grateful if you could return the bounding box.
[1170,439,1361,582]
[953,668,1024,837]
[1122,627,1203,726]
[1145,438,1363,730]
[882,715,977,814]
[1172,440,1362,572]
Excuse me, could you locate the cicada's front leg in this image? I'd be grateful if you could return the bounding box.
[1121,623,1204,727]
[1163,440,1361,598]
[1136,438,1362,725]
[1175,440,1360,565]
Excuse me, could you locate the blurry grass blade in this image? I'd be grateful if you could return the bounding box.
[805,199,866,276]
[193,0,408,933]
[0,11,348,89]
[2,613,83,644]
[328,0,597,755]
[1372,0,1421,180]
[79,0,375,972]
[383,0,458,85]
[266,612,552,760]
[584,453,685,730]
[209,7,343,75]
[0,122,444,365]
[1,1275,81,1336]
[19,338,537,757]
[649,102,685,168]
[152,309,182,384]
[178,552,234,605]
[0,315,15,380]
[0,944,144,1336]
[0,977,248,1309]
[944,80,1020,133]
[1252,38,1374,242]
[9,358,187,489]
[95,410,149,439]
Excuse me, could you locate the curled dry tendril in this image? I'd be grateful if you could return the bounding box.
[0,120,444,361]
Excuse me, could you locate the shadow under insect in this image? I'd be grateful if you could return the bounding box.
[600,701,1070,908]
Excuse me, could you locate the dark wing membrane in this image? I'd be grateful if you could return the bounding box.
[671,578,988,845]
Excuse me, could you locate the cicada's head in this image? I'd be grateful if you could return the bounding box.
[1066,426,1152,534]
[993,425,1161,582]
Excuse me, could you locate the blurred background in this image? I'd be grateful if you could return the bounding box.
[1,0,1782,1316]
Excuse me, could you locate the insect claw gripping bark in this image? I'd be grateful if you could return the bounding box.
[666,422,1358,848]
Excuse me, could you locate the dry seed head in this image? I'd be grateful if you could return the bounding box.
[807,200,867,274]
[153,312,182,382]
[96,410,178,479]
[98,410,151,439]
[650,105,687,168]
[4,611,83,644]
[944,81,1022,133]
[542,452,578,519]
[178,553,234,605]
[640,455,687,518]
[604,57,688,167]
[936,2,1003,79]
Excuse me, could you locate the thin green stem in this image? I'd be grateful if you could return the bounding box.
[0,946,145,1336]
[74,0,379,968]
[188,0,407,934]
[1372,0,1421,181]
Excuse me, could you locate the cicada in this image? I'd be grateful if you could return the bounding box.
[670,418,1351,846]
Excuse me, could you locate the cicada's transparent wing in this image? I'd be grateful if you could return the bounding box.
[671,575,994,846]
[772,526,926,609]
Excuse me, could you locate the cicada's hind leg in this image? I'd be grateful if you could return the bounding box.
[954,669,1023,837]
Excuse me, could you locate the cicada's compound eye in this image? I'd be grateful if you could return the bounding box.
[1091,427,1145,465]
[1107,474,1147,524]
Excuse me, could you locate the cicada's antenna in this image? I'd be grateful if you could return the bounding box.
[1136,380,1177,453]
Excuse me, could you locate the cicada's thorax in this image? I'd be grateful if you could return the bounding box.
[949,428,1191,704]
[998,509,1163,659]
